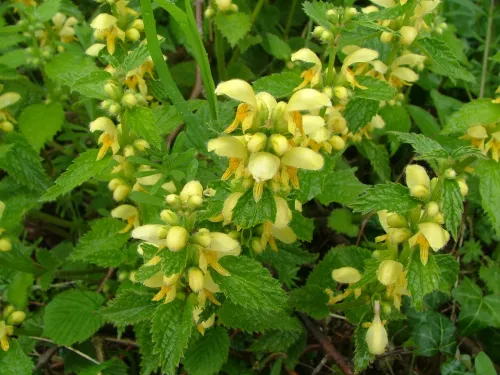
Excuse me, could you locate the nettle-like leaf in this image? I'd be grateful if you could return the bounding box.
[441,179,464,240]
[211,256,288,311]
[262,33,291,60]
[183,327,230,375]
[354,76,397,101]
[135,321,161,375]
[317,168,369,206]
[442,99,500,135]
[353,314,374,373]
[119,43,150,74]
[409,311,457,356]
[252,72,302,99]
[389,131,449,160]
[452,277,500,335]
[231,187,276,228]
[350,182,419,215]
[289,285,329,319]
[43,289,105,346]
[152,298,194,375]
[356,139,391,181]
[69,218,131,267]
[302,1,336,28]
[72,70,111,100]
[0,339,34,374]
[343,98,380,133]
[215,12,251,47]
[123,106,164,150]
[40,149,112,202]
[408,252,459,310]
[249,329,302,353]
[475,160,500,235]
[18,102,65,151]
[380,106,411,155]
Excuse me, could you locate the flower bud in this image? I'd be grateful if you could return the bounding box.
[133,139,150,152]
[108,178,124,191]
[191,230,212,247]
[163,273,180,286]
[334,86,348,100]
[444,168,456,179]
[117,271,129,282]
[0,238,12,252]
[0,121,14,132]
[160,209,179,225]
[187,195,203,209]
[380,31,394,43]
[387,228,411,244]
[3,306,14,318]
[457,179,468,196]
[247,133,267,153]
[180,181,203,202]
[7,311,26,325]
[113,184,131,201]
[216,0,232,11]
[406,165,430,190]
[323,87,333,98]
[165,226,188,251]
[366,312,388,355]
[329,135,346,150]
[400,26,417,46]
[426,202,440,217]
[230,4,238,12]
[410,185,430,200]
[122,93,137,107]
[386,213,407,228]
[204,7,215,18]
[251,237,264,254]
[332,267,361,284]
[162,181,177,193]
[125,28,140,41]
[123,145,135,157]
[109,103,121,115]
[321,30,333,42]
[166,194,181,207]
[377,260,403,285]
[313,26,325,37]
[104,82,122,100]
[188,267,205,292]
[131,19,144,31]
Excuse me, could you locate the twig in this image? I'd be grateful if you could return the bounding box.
[479,0,495,98]
[34,345,59,372]
[30,336,100,365]
[311,355,328,375]
[92,337,106,363]
[299,314,354,375]
[96,268,115,293]
[100,336,138,346]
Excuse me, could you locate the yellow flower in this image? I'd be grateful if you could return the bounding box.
[399,26,418,46]
[460,125,488,150]
[0,321,14,351]
[52,13,78,43]
[111,204,140,233]
[260,195,297,251]
[405,164,431,200]
[144,272,178,303]
[409,222,450,265]
[247,152,280,200]
[90,13,125,55]
[125,57,155,96]
[286,89,332,137]
[199,232,241,276]
[340,47,379,89]
[0,91,20,123]
[377,260,403,285]
[165,226,189,252]
[332,267,361,284]
[291,48,322,90]
[131,224,168,246]
[89,117,120,160]
[221,192,243,225]
[365,302,388,355]
[86,43,106,56]
[484,131,500,161]
[388,271,409,310]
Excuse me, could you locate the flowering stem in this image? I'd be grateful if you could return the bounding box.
[250,0,266,25]
[326,36,340,87]
[284,0,298,38]
[479,0,495,98]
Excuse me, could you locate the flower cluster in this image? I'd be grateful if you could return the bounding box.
[0,305,26,351]
[0,201,12,252]
[461,125,500,162]
[130,181,240,334]
[205,0,239,18]
[0,86,20,133]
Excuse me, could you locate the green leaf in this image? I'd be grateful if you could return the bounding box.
[458,240,483,264]
[406,104,441,137]
[0,133,50,193]
[289,285,329,319]
[354,76,397,101]
[78,359,128,375]
[262,33,291,60]
[475,160,500,235]
[72,70,112,100]
[442,99,500,135]
[379,105,412,154]
[183,327,230,375]
[43,289,105,346]
[357,140,391,181]
[231,188,276,228]
[410,311,456,356]
[119,43,150,74]
[0,339,33,374]
[152,298,194,375]
[328,208,359,237]
[353,320,374,373]
[452,278,500,335]
[218,301,300,333]
[35,0,61,22]
[302,1,335,29]
[135,321,161,375]
[430,89,463,126]
[441,359,472,375]
[343,98,379,133]
[18,102,65,151]
[442,179,464,240]
[161,246,188,277]
[408,252,458,310]
[215,12,251,47]
[289,210,314,242]
[100,284,157,326]
[317,168,369,205]
[479,263,500,295]
[211,256,288,311]
[69,218,130,267]
[6,272,34,309]
[350,182,419,215]
[249,329,301,353]
[252,72,302,99]
[389,131,448,160]
[45,52,99,88]
[416,37,475,83]
[123,107,163,150]
[40,150,112,202]
[475,352,496,375]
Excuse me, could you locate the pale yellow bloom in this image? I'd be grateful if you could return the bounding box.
[111,205,140,233]
[291,48,322,90]
[90,13,125,55]
[89,117,120,160]
[0,321,14,351]
[409,222,450,265]
[52,13,78,43]
[332,267,361,284]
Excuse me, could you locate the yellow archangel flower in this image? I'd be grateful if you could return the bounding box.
[261,195,297,251]
[116,0,139,17]
[198,231,241,276]
[52,13,78,43]
[286,88,332,137]
[388,53,426,88]
[125,57,155,96]
[142,271,179,303]
[0,321,14,351]
[89,117,121,160]
[370,0,408,7]
[340,47,380,89]
[409,222,450,265]
[111,204,140,233]
[364,301,388,355]
[291,48,322,90]
[328,267,362,304]
[405,164,431,200]
[0,89,21,123]
[90,14,125,55]
[460,125,488,150]
[485,131,500,162]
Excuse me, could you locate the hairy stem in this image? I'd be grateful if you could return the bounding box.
[479,0,495,98]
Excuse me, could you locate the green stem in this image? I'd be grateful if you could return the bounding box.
[250,0,266,25]
[284,0,298,38]
[29,211,78,229]
[215,29,226,81]
[326,36,340,87]
[479,0,495,98]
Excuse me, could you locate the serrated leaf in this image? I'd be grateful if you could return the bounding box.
[18,102,65,151]
[215,12,251,47]
[406,104,441,137]
[45,52,99,88]
[452,278,500,335]
[357,140,391,181]
[211,256,287,311]
[79,359,128,375]
[430,89,463,126]
[479,263,500,295]
[231,187,276,228]
[262,33,291,60]
[289,210,314,242]
[0,339,33,374]
[123,107,163,150]
[380,105,412,154]
[343,98,380,133]
[183,327,230,375]
[353,319,374,373]
[475,160,500,235]
[0,133,50,193]
[441,359,472,375]
[302,1,336,28]
[389,131,448,160]
[410,311,456,356]
[328,208,359,237]
[35,0,61,22]
[120,43,150,73]
[100,284,156,326]
[161,246,188,277]
[152,299,194,375]
[72,70,112,100]
[354,76,397,101]
[416,37,475,83]
[350,182,419,215]
[252,72,302,99]
[43,289,105,346]
[442,179,464,240]
[450,146,488,160]
[135,321,161,375]
[289,285,329,319]
[70,218,130,267]
[317,168,369,205]
[408,252,458,310]
[442,99,500,135]
[218,301,300,333]
[249,329,301,353]
[40,149,112,202]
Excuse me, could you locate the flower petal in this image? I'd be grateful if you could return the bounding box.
[215,79,257,107]
[281,147,324,170]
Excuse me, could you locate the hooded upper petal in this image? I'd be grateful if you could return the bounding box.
[208,136,247,159]
[287,89,332,112]
[281,147,324,170]
[215,79,257,107]
[419,222,450,251]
